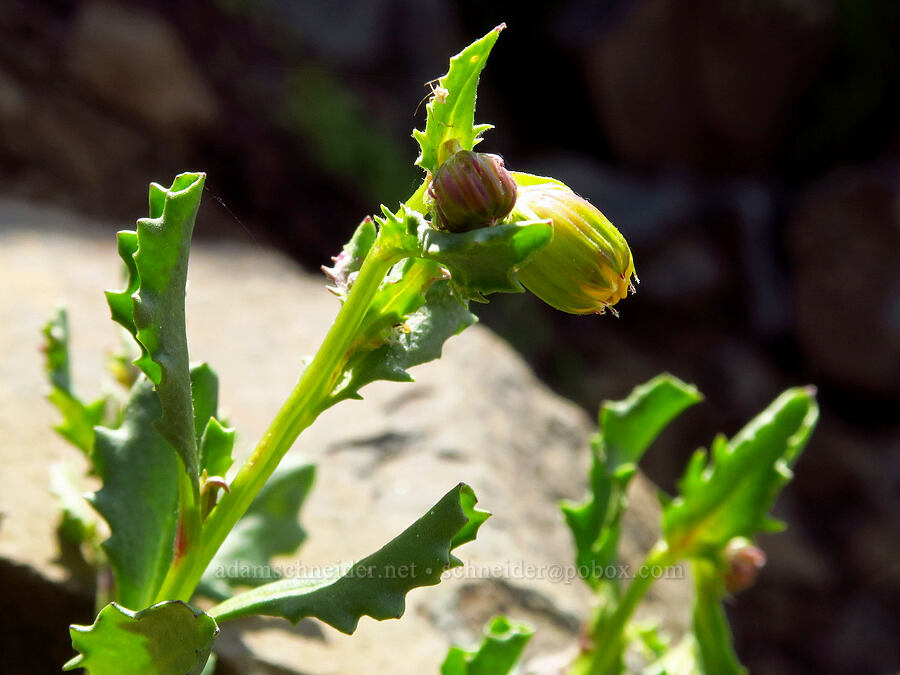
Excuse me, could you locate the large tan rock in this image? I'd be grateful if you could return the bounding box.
[65,1,218,133]
[0,198,689,673]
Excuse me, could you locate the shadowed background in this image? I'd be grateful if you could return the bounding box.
[1,1,898,673]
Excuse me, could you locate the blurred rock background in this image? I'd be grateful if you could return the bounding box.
[0,0,898,673]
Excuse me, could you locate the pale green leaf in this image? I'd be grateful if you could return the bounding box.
[64,601,217,675]
[414,25,505,174]
[441,615,534,675]
[42,308,106,456]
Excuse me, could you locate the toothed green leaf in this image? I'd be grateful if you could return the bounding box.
[198,417,235,480]
[64,601,217,675]
[188,362,235,478]
[663,388,818,559]
[562,375,701,588]
[691,560,745,675]
[200,460,315,600]
[42,308,106,456]
[47,389,106,458]
[91,377,178,610]
[209,483,489,631]
[329,275,476,405]
[190,363,218,444]
[106,172,206,484]
[414,25,504,173]
[441,615,534,675]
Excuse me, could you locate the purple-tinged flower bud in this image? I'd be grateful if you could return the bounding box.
[429,148,517,233]
[723,539,767,594]
[511,180,636,315]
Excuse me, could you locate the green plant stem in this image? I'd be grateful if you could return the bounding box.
[581,542,674,675]
[154,240,402,603]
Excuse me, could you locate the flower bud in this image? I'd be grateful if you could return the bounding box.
[723,539,767,594]
[429,148,517,233]
[511,181,636,315]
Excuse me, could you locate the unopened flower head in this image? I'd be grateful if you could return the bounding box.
[510,179,636,315]
[723,539,767,594]
[429,146,517,233]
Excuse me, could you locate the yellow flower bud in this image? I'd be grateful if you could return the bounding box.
[510,178,636,315]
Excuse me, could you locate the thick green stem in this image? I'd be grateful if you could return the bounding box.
[155,241,401,602]
[576,542,674,675]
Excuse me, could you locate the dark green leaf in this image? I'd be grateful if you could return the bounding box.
[64,601,217,675]
[663,387,818,558]
[91,377,178,610]
[562,375,701,588]
[419,220,553,299]
[209,483,489,632]
[200,460,315,600]
[106,172,206,483]
[692,561,745,675]
[441,615,534,675]
[413,25,504,174]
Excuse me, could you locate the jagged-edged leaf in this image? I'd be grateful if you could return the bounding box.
[91,377,178,610]
[329,278,476,405]
[200,460,315,600]
[199,417,235,480]
[441,615,534,675]
[189,363,235,478]
[42,308,106,456]
[47,389,106,458]
[413,25,504,173]
[601,375,703,470]
[663,387,818,558]
[322,216,377,299]
[209,483,489,631]
[50,461,99,546]
[691,561,745,675]
[106,172,206,483]
[418,220,553,299]
[64,601,218,675]
[562,375,701,588]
